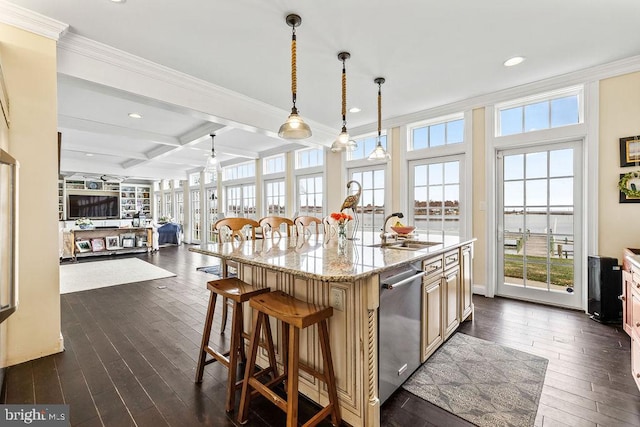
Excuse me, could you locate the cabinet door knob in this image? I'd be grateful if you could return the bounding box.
[637,373,640,378]
[636,283,640,288]
[636,322,640,327]
[619,295,626,301]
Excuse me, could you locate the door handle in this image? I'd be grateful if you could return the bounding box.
[382,271,425,290]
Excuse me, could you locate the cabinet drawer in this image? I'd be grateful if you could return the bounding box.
[423,257,443,278]
[444,250,459,268]
[632,333,640,389]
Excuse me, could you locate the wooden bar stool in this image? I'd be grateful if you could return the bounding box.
[238,290,341,427]
[195,277,276,413]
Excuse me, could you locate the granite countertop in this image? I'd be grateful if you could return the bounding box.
[189,231,474,282]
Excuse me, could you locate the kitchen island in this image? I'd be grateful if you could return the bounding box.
[190,232,474,427]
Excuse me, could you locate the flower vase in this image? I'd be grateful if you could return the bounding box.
[79,224,89,230]
[337,223,347,252]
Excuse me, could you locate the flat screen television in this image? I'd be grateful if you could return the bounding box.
[68,194,120,219]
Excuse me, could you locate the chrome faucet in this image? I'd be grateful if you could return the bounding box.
[380,212,404,245]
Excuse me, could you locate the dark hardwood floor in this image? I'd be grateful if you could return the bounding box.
[2,245,639,426]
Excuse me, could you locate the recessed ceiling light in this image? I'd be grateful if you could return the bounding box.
[110,0,126,3]
[128,112,142,119]
[504,56,525,67]
[349,107,361,113]
[86,153,94,157]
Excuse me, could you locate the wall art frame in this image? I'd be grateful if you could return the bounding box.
[618,171,640,203]
[619,135,640,167]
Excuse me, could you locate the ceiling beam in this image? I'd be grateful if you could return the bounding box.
[63,143,149,160]
[59,115,181,146]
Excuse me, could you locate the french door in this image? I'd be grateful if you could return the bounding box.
[497,141,583,308]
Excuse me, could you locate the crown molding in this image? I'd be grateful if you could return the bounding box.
[351,54,640,136]
[0,1,68,40]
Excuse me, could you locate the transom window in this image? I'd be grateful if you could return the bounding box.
[263,154,286,175]
[204,171,216,184]
[189,172,200,187]
[348,134,387,161]
[223,161,255,180]
[496,86,582,136]
[295,148,324,169]
[410,115,463,151]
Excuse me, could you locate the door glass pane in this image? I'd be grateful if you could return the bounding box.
[549,178,573,206]
[525,180,547,206]
[504,181,524,206]
[504,154,524,180]
[429,164,443,184]
[550,149,573,177]
[525,261,549,290]
[504,257,524,287]
[526,152,547,179]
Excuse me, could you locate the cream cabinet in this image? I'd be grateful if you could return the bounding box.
[443,265,460,339]
[622,250,640,391]
[460,244,473,321]
[422,274,443,362]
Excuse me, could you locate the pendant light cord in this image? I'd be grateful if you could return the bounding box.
[291,27,297,109]
[377,82,382,138]
[341,58,347,125]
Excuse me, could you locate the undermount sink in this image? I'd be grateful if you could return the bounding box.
[367,241,440,250]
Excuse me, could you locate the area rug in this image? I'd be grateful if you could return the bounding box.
[60,258,176,294]
[402,333,547,427]
[196,265,221,275]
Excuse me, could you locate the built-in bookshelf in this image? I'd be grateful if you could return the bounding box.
[59,179,153,221]
[58,180,64,220]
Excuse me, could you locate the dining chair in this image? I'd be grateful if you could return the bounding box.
[258,216,295,238]
[293,215,324,236]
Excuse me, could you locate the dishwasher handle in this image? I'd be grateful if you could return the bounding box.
[381,270,425,290]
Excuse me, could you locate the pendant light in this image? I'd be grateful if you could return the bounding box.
[204,133,217,175]
[278,14,312,139]
[368,77,391,161]
[330,52,357,152]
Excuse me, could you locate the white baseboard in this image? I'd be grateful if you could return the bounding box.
[473,284,488,297]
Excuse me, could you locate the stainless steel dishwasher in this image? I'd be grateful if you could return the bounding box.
[378,260,424,404]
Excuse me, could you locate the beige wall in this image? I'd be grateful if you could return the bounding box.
[0,22,62,367]
[599,72,640,260]
[471,108,487,289]
[0,79,8,369]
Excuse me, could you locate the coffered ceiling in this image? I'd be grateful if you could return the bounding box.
[3,0,640,181]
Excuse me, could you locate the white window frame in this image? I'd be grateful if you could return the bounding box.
[264,178,286,216]
[295,147,324,169]
[495,85,584,137]
[484,82,598,305]
[295,173,324,218]
[263,153,286,176]
[407,112,465,152]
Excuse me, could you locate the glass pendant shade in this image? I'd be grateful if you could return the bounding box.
[278,108,312,139]
[367,140,391,161]
[331,126,357,152]
[367,77,391,161]
[204,134,217,174]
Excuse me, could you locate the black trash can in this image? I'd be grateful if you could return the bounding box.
[587,255,622,323]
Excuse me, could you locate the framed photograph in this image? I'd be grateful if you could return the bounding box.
[619,136,640,167]
[122,238,135,248]
[75,240,92,253]
[619,172,640,203]
[105,235,120,250]
[91,238,106,252]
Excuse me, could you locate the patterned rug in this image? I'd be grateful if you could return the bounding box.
[402,333,548,427]
[196,265,221,275]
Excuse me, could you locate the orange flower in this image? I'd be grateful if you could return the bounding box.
[330,212,353,224]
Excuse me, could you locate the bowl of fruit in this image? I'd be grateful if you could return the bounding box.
[390,222,416,235]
